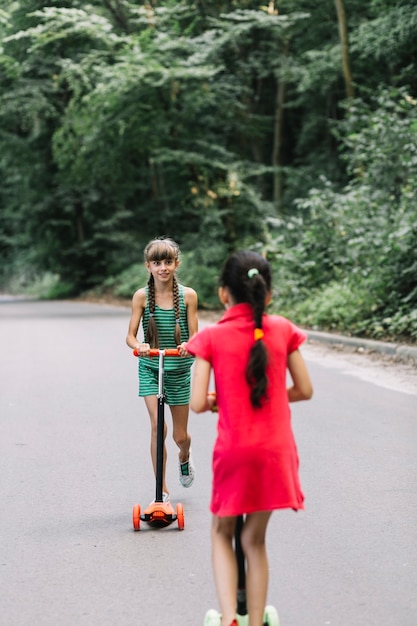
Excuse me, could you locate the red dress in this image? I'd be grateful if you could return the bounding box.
[187,303,307,517]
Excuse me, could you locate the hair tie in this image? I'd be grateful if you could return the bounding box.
[175,318,180,324]
[149,312,154,318]
[247,268,259,278]
[254,328,264,341]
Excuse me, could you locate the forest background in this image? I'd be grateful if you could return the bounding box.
[1,0,416,342]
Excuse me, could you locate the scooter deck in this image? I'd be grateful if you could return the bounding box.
[132,500,184,530]
[142,501,177,527]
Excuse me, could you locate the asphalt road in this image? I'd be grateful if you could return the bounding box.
[1,299,416,626]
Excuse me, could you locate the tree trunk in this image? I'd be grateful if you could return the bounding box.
[103,0,131,33]
[334,0,355,99]
[272,41,289,211]
[75,203,85,243]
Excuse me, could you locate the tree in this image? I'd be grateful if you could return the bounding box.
[1,0,417,341]
[334,0,354,98]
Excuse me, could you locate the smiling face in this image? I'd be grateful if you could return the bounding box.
[146,256,179,283]
[144,238,180,285]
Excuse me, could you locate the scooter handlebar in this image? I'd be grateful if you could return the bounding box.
[133,348,180,357]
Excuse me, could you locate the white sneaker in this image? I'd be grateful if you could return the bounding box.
[178,449,195,488]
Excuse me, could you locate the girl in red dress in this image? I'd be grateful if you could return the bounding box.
[187,250,313,626]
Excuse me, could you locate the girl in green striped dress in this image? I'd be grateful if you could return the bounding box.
[126,237,198,502]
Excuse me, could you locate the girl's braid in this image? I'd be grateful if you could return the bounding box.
[249,277,266,329]
[145,274,159,347]
[173,275,181,345]
[219,250,271,408]
[246,273,268,406]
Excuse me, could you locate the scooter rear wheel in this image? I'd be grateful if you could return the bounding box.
[132,504,141,531]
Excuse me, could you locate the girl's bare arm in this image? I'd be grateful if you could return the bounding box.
[179,287,198,356]
[287,349,313,402]
[190,357,213,413]
[184,286,198,337]
[126,289,146,349]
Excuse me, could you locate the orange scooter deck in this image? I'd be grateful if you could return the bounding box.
[132,501,184,530]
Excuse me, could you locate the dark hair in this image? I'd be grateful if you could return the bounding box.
[144,237,181,348]
[220,250,271,408]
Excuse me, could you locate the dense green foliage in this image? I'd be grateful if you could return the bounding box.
[1,0,416,340]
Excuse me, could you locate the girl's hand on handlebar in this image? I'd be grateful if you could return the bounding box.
[135,342,151,357]
[207,392,218,413]
[178,342,191,357]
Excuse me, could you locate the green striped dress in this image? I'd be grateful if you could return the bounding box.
[139,284,194,373]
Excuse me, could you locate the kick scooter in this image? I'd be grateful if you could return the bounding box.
[132,348,185,531]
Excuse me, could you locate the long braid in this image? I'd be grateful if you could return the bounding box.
[145,274,159,347]
[220,250,271,408]
[246,273,268,407]
[173,275,181,346]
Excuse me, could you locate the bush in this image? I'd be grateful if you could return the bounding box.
[278,280,373,333]
[103,263,149,299]
[0,268,76,299]
[359,308,417,342]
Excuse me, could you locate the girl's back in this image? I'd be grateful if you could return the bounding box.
[191,303,305,451]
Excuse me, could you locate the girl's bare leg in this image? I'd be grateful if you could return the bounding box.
[144,395,169,494]
[170,404,191,462]
[240,511,272,626]
[211,515,238,626]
